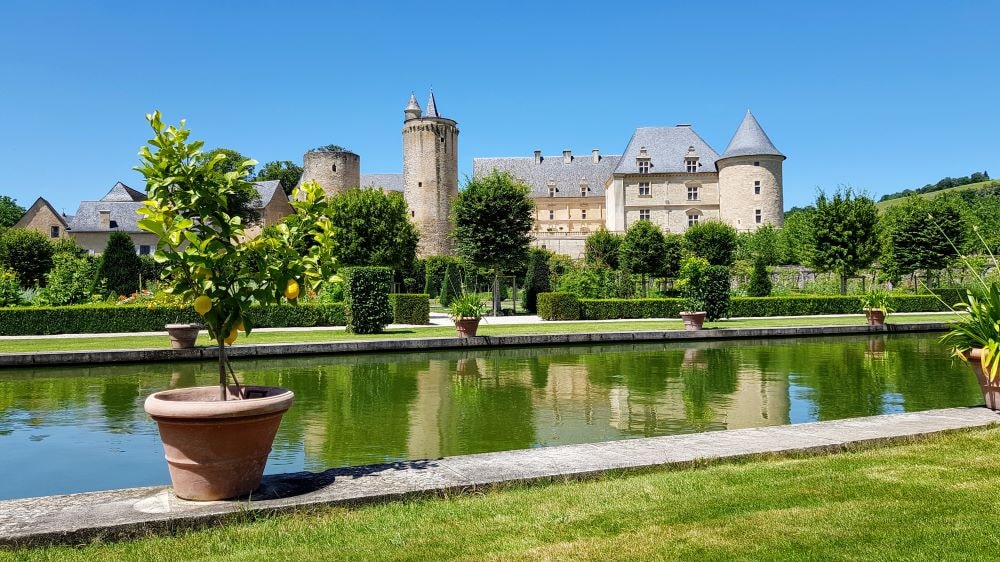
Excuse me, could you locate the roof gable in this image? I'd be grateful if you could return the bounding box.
[100,181,146,202]
[14,197,69,229]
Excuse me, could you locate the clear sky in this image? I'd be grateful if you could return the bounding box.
[1,1,997,215]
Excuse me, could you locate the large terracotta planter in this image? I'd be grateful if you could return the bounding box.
[680,311,706,331]
[165,323,203,349]
[454,318,481,337]
[864,308,886,326]
[144,385,294,500]
[965,349,1000,411]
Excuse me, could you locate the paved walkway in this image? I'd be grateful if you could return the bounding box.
[0,406,995,547]
[0,311,957,340]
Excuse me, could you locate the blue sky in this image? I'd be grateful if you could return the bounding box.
[1,1,997,215]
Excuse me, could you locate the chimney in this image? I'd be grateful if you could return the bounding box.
[534,150,542,164]
[592,149,600,163]
[99,209,110,228]
[563,150,572,163]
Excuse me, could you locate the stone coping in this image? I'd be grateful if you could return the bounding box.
[0,406,995,547]
[0,322,948,368]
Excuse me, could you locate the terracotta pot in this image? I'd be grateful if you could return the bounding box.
[454,317,481,337]
[144,385,294,500]
[680,311,706,331]
[165,323,203,349]
[864,308,886,326]
[964,349,1000,411]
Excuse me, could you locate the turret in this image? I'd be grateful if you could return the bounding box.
[716,111,785,230]
[298,145,360,197]
[404,94,422,121]
[403,90,459,257]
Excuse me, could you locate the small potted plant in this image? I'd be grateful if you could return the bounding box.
[860,287,893,326]
[450,292,485,337]
[677,256,709,331]
[680,296,707,331]
[940,283,1000,410]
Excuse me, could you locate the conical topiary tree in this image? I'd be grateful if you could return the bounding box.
[439,263,458,307]
[96,231,142,297]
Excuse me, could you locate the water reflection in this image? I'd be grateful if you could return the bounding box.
[0,334,982,499]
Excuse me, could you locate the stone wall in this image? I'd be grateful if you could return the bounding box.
[71,232,161,255]
[534,195,606,234]
[16,206,67,239]
[299,150,361,197]
[717,155,784,230]
[403,117,459,257]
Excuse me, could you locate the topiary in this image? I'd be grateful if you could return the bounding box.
[684,220,738,266]
[95,231,143,298]
[746,259,772,297]
[523,248,552,313]
[439,263,459,307]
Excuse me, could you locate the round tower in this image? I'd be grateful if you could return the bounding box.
[403,91,459,257]
[298,147,361,197]
[717,111,785,230]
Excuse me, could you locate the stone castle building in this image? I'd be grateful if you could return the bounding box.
[475,111,784,258]
[298,91,459,257]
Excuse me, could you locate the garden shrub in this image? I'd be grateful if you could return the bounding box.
[746,259,772,297]
[523,248,551,313]
[0,268,22,306]
[0,228,54,287]
[95,232,142,297]
[138,255,164,289]
[36,253,98,306]
[389,293,430,325]
[700,265,731,321]
[423,256,463,299]
[439,263,459,307]
[537,292,580,321]
[0,302,346,335]
[342,266,393,334]
[684,220,738,266]
[579,298,684,320]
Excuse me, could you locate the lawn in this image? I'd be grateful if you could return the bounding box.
[4,426,999,561]
[0,313,957,353]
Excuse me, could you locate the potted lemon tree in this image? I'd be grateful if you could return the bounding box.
[135,112,336,500]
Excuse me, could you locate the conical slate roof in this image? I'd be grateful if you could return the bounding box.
[405,93,421,114]
[425,90,439,118]
[720,111,784,160]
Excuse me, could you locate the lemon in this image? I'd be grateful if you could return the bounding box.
[284,279,300,300]
[235,319,245,332]
[225,326,238,345]
[194,295,212,315]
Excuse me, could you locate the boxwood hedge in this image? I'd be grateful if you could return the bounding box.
[389,293,430,325]
[537,292,581,321]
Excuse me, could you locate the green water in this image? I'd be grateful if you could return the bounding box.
[0,333,981,500]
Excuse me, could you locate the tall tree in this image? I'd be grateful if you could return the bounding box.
[523,247,552,313]
[777,207,814,265]
[0,196,25,228]
[584,228,622,269]
[0,228,54,287]
[808,187,879,294]
[881,195,965,286]
[452,170,534,314]
[684,220,738,266]
[95,232,142,297]
[328,188,419,272]
[255,160,303,195]
[618,220,665,297]
[205,148,261,224]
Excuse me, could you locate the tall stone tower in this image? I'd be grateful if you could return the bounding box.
[298,146,361,197]
[403,91,459,257]
[717,111,785,230]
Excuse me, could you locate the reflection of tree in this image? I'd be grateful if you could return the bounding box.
[444,358,535,455]
[528,357,549,389]
[680,348,739,427]
[796,343,886,420]
[100,379,140,431]
[890,335,981,411]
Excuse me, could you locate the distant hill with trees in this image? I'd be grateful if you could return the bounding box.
[878,171,990,203]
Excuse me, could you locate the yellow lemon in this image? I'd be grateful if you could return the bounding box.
[194,295,212,315]
[284,279,300,300]
[225,327,238,345]
[235,319,245,332]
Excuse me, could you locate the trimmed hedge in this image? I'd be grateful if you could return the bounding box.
[389,293,430,325]
[537,292,961,321]
[537,292,580,321]
[343,266,393,334]
[0,303,346,336]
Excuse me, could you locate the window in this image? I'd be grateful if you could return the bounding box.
[418,182,422,187]
[687,185,699,201]
[549,187,556,197]
[581,209,587,220]
[638,182,651,196]
[411,211,415,217]
[638,160,650,174]
[753,161,760,167]
[685,160,697,173]
[687,213,700,227]
[581,185,588,197]
[754,180,761,195]
[639,209,651,221]
[49,225,59,238]
[755,209,762,224]
[139,245,151,256]
[548,210,555,220]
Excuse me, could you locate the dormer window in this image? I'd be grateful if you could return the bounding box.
[637,146,651,174]
[547,180,557,197]
[638,160,650,174]
[686,160,697,173]
[579,179,589,197]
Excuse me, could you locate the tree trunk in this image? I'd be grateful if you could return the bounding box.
[839,273,847,295]
[492,272,501,317]
[217,334,227,401]
[641,274,647,298]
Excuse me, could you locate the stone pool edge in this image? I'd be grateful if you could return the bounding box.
[0,406,996,548]
[0,322,948,367]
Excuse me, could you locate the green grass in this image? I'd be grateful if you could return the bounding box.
[0,313,958,353]
[875,179,997,211]
[5,426,1000,561]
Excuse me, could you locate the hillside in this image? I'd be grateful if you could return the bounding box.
[876,180,998,211]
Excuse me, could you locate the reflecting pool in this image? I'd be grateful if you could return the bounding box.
[0,333,980,500]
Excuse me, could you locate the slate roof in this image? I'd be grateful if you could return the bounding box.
[14,197,70,230]
[68,181,283,233]
[611,126,721,175]
[473,152,621,198]
[720,111,784,160]
[360,173,405,192]
[425,91,439,118]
